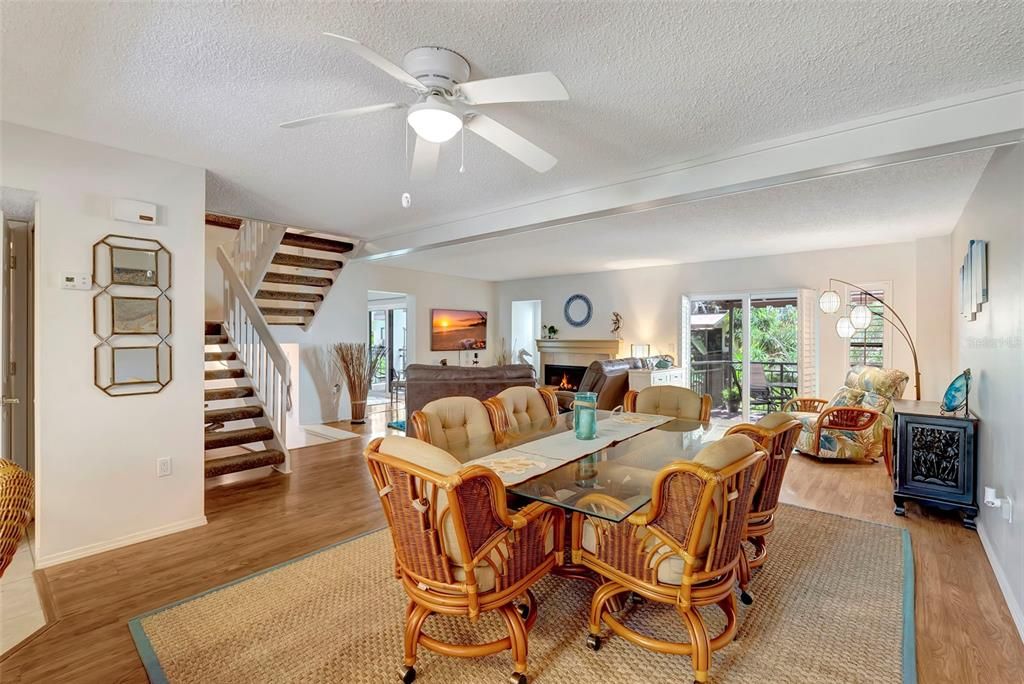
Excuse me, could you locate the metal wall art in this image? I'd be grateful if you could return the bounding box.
[93,234,172,395]
[959,239,987,321]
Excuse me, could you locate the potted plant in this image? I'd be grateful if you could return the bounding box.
[722,385,741,413]
[542,324,559,339]
[332,342,386,424]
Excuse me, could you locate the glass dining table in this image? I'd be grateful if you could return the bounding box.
[450,411,725,523]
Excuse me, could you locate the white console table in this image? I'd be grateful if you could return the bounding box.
[628,368,686,391]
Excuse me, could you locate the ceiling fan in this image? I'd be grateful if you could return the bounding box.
[279,34,569,179]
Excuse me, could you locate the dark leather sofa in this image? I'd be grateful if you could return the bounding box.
[554,356,674,411]
[403,364,537,433]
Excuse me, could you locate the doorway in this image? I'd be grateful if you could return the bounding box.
[368,290,408,411]
[684,292,800,424]
[1,193,36,473]
[510,300,541,375]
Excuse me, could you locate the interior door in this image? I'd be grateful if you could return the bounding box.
[2,217,33,470]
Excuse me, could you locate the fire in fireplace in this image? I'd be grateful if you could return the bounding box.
[543,364,588,392]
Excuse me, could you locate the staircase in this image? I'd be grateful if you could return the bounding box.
[203,321,286,478]
[255,231,354,328]
[204,217,360,479]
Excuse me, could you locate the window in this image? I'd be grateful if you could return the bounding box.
[848,289,885,367]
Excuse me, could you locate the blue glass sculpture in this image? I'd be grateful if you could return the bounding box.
[941,369,971,414]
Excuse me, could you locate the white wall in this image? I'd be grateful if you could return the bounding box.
[204,224,236,321]
[1,123,207,566]
[949,143,1024,638]
[497,239,952,399]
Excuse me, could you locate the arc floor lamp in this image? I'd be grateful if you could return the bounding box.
[818,278,921,400]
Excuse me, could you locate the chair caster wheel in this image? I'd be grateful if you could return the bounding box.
[400,665,416,683]
[740,591,754,605]
[509,672,527,684]
[585,634,602,651]
[516,601,530,620]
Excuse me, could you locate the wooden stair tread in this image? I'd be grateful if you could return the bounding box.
[205,351,237,362]
[271,253,343,271]
[205,405,263,423]
[205,449,285,478]
[205,386,255,401]
[263,272,332,288]
[255,289,324,303]
[205,334,229,345]
[280,233,354,254]
[205,368,245,381]
[204,426,274,450]
[259,306,312,318]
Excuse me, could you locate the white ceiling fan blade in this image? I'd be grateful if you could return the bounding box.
[410,135,440,181]
[465,114,557,173]
[279,103,406,128]
[458,72,568,105]
[323,33,427,93]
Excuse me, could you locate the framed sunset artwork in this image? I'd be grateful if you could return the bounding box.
[431,309,487,351]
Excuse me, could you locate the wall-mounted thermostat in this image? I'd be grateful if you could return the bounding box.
[61,272,92,290]
[112,198,157,225]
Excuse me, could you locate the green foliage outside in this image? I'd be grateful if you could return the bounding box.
[729,305,798,363]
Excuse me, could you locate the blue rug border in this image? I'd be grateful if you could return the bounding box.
[902,528,918,684]
[127,526,385,684]
[127,511,918,684]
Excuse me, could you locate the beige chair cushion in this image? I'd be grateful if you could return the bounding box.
[496,386,553,431]
[755,411,796,430]
[421,396,496,462]
[634,386,704,420]
[582,434,755,586]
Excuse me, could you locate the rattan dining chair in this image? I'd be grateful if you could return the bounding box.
[365,436,565,684]
[571,435,765,684]
[724,413,802,603]
[484,386,558,442]
[0,459,33,578]
[623,386,712,422]
[409,396,498,462]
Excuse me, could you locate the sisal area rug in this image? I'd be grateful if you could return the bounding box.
[130,505,915,683]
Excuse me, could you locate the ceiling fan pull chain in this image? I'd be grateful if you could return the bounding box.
[459,124,466,173]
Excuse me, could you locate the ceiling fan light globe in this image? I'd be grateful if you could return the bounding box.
[818,290,841,314]
[407,99,462,144]
[836,317,856,339]
[850,304,873,330]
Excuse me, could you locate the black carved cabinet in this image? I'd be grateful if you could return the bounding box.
[892,400,979,528]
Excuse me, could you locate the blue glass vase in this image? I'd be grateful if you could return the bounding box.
[573,391,598,440]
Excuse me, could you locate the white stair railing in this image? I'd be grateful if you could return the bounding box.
[232,219,286,293]
[217,243,291,473]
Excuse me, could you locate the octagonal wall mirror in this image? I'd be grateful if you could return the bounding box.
[92,234,173,396]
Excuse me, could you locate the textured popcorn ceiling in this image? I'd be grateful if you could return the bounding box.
[1,1,1021,244]
[386,149,995,280]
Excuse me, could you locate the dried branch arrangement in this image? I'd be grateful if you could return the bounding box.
[332,342,387,423]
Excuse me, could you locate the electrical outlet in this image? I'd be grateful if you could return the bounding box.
[156,457,172,477]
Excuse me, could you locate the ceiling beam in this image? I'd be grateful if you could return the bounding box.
[205,212,243,229]
[358,84,1024,261]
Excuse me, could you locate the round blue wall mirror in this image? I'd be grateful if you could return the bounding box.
[564,294,593,327]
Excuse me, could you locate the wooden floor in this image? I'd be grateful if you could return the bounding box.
[2,409,1021,683]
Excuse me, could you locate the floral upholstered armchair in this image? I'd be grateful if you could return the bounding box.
[783,366,909,469]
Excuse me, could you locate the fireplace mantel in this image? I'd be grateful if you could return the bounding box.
[536,338,621,372]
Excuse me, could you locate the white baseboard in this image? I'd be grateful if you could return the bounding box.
[35,515,208,569]
[977,520,1024,644]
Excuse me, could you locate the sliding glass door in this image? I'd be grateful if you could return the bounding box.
[685,292,800,423]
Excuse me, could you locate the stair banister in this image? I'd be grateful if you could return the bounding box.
[217,243,291,472]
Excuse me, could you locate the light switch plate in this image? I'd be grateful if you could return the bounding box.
[60,273,92,290]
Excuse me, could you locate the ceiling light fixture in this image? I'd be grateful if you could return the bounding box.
[406,96,463,144]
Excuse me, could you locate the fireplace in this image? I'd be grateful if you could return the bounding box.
[544,364,588,392]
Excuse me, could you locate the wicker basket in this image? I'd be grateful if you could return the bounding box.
[0,460,34,578]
